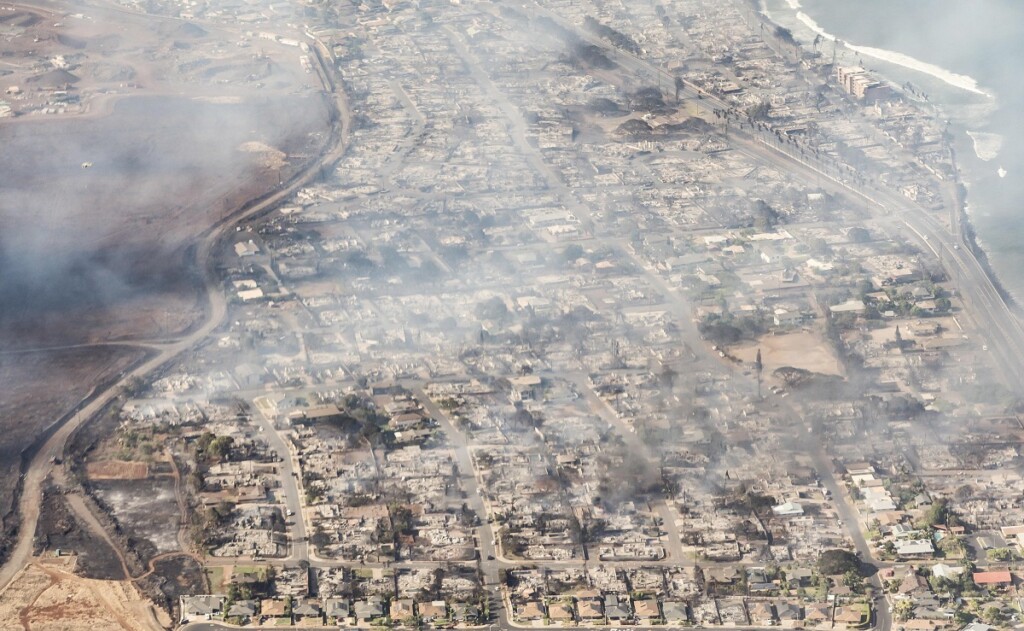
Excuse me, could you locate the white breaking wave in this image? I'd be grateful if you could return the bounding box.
[794,10,991,97]
[966,131,1004,162]
[998,167,1007,178]
[784,0,801,8]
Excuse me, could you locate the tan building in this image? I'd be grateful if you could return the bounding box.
[836,66,892,103]
[633,598,661,623]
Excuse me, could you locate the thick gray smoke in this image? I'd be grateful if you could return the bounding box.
[0,94,327,330]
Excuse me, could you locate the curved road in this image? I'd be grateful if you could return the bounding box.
[0,37,350,593]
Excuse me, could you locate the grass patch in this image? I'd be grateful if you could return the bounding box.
[204,565,226,592]
[231,564,269,581]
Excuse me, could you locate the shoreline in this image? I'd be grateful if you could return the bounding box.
[948,144,1017,309]
[753,0,1021,312]
[790,9,990,97]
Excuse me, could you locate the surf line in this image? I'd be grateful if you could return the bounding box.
[793,9,991,97]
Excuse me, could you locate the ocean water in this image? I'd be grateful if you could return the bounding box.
[766,0,1024,300]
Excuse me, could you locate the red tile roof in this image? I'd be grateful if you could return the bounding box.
[973,571,1012,585]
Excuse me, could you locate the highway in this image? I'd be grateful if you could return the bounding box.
[0,24,351,593]
[187,8,1001,631]
[3,10,1009,631]
[509,0,1024,401]
[528,0,1024,391]
[490,9,1020,631]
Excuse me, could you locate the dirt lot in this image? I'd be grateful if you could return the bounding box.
[0,557,166,631]
[85,461,150,481]
[732,330,844,381]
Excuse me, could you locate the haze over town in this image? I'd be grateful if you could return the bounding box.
[1,0,1023,630]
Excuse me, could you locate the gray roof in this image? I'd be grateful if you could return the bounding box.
[662,601,689,621]
[182,595,226,616]
[227,600,256,617]
[355,598,384,619]
[451,602,480,620]
[777,602,803,620]
[324,598,350,618]
[294,599,321,616]
[605,595,631,619]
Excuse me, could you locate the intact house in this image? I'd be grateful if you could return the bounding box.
[418,601,447,623]
[324,598,350,623]
[226,600,257,622]
[355,596,385,623]
[390,597,416,623]
[180,595,226,623]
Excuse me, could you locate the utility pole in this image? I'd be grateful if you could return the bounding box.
[754,348,763,399]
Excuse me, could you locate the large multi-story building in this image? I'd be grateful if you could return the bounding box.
[836,66,893,103]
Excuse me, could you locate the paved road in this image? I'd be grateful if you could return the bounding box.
[413,389,500,580]
[492,10,932,631]
[251,398,309,562]
[520,0,1024,394]
[414,387,507,627]
[0,25,351,594]
[809,441,892,631]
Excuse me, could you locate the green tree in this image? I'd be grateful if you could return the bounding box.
[196,432,215,453]
[882,540,897,559]
[893,599,913,621]
[390,505,415,536]
[207,435,233,462]
[843,569,865,594]
[983,606,1004,625]
[775,25,796,45]
[475,296,509,322]
[953,609,973,625]
[562,244,585,262]
[847,227,872,243]
[750,199,781,231]
[123,376,147,396]
[919,498,953,528]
